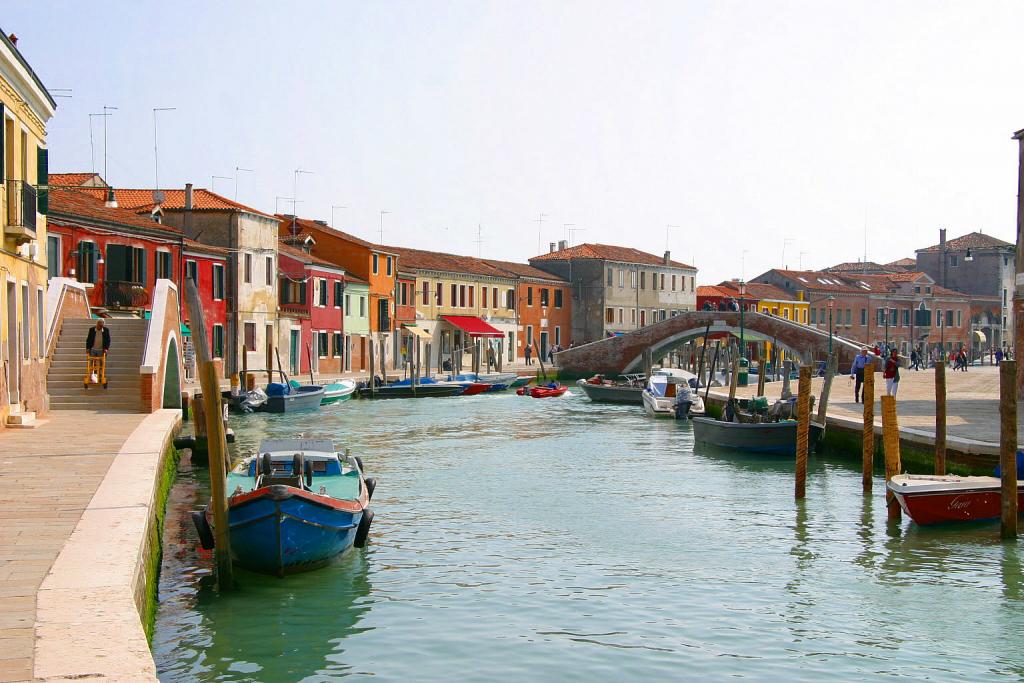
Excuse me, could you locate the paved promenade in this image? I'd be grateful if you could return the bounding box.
[708,363,1014,448]
[0,411,147,683]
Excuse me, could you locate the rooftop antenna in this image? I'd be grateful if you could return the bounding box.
[781,237,794,269]
[475,224,486,257]
[152,107,176,189]
[49,88,73,98]
[88,113,109,174]
[275,196,299,214]
[292,168,314,237]
[379,210,391,243]
[331,205,347,228]
[569,225,586,246]
[234,166,253,200]
[563,223,575,243]
[211,175,230,192]
[102,105,117,182]
[535,213,548,254]
[666,224,680,251]
[863,207,868,275]
[799,251,809,270]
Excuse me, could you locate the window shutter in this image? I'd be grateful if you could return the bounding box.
[36,146,48,214]
[90,245,99,283]
[137,247,147,285]
[0,103,4,181]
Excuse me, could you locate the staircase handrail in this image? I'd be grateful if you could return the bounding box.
[141,278,180,375]
[44,277,90,359]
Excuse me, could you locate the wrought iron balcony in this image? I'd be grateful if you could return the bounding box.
[5,179,37,243]
[104,280,149,309]
[279,301,310,318]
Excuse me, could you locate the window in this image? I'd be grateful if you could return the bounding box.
[244,253,252,283]
[104,244,147,285]
[877,308,885,325]
[468,286,474,308]
[333,332,342,357]
[422,281,430,305]
[630,308,636,324]
[554,289,563,308]
[783,309,790,319]
[318,331,329,358]
[955,310,961,327]
[482,286,488,308]
[606,307,615,323]
[386,256,393,276]
[345,294,352,313]
[554,326,561,346]
[266,256,273,286]
[151,250,171,281]
[540,288,549,306]
[526,325,534,345]
[318,278,328,306]
[213,264,225,300]
[335,280,343,307]
[801,309,807,323]
[436,282,443,305]
[372,254,379,274]
[925,286,932,295]
[660,274,665,290]
[617,307,623,324]
[607,267,613,286]
[630,270,637,289]
[451,283,457,307]
[506,289,515,309]
[846,309,852,325]
[860,309,867,326]
[903,309,910,327]
[640,309,646,326]
[618,269,624,287]
[459,285,466,307]
[47,235,60,278]
[914,285,921,294]
[492,287,498,309]
[280,278,306,305]
[640,271,646,290]
[935,309,942,327]
[949,254,958,268]
[359,296,366,317]
[810,308,817,324]
[212,324,225,358]
[889,309,897,326]
[527,287,534,306]
[35,288,43,358]
[244,322,256,351]
[185,260,198,285]
[660,309,666,321]
[672,275,677,291]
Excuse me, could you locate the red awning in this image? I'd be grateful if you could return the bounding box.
[441,315,504,338]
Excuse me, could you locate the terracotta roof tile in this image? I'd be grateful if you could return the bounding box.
[182,239,228,257]
[887,257,917,268]
[381,246,513,279]
[696,285,735,298]
[482,259,567,282]
[277,215,386,251]
[278,242,344,270]
[107,188,278,219]
[48,172,106,187]
[530,242,695,270]
[823,261,895,274]
[48,187,182,235]
[916,231,1014,253]
[739,282,795,301]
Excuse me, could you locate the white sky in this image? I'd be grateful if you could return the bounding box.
[13,1,1024,282]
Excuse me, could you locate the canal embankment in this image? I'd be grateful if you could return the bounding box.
[0,408,180,683]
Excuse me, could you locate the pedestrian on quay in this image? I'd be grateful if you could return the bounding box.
[910,348,920,371]
[850,346,871,403]
[996,347,1004,364]
[957,347,968,372]
[524,343,533,366]
[884,348,901,397]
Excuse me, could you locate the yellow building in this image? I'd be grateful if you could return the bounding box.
[0,32,55,425]
[743,282,810,324]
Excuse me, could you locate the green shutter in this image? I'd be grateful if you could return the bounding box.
[36,146,48,214]
[136,247,147,285]
[106,244,129,282]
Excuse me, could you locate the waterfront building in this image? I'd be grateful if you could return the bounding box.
[393,268,418,368]
[823,261,898,276]
[278,215,397,364]
[738,281,808,324]
[381,245,518,370]
[343,274,370,372]
[529,241,697,344]
[484,259,572,360]
[277,242,346,376]
[753,268,972,356]
[914,229,1015,353]
[105,184,280,379]
[47,185,229,374]
[0,31,55,426]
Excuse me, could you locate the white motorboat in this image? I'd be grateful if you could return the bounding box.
[642,368,704,419]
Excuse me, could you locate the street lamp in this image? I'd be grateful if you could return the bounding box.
[738,280,746,358]
[827,295,835,355]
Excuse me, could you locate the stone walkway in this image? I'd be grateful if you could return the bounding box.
[710,363,1014,445]
[0,411,146,683]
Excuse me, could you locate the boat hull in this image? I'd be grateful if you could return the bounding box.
[228,487,363,575]
[691,417,824,454]
[642,391,676,417]
[321,381,357,404]
[261,386,325,413]
[358,384,462,399]
[887,476,1024,525]
[576,379,644,405]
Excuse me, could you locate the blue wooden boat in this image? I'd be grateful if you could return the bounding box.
[261,382,324,412]
[194,439,375,576]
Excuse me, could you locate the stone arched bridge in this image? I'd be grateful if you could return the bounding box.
[554,311,864,376]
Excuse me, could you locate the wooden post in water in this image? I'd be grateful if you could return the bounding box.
[368,340,376,397]
[497,338,504,373]
[862,366,875,492]
[756,342,767,397]
[781,359,793,399]
[881,395,902,521]
[935,361,947,476]
[696,324,711,390]
[1000,360,1018,539]
[728,343,740,404]
[795,364,811,500]
[414,338,421,387]
[379,338,387,382]
[241,348,248,394]
[184,279,233,589]
[815,352,838,424]
[424,342,432,381]
[705,341,720,402]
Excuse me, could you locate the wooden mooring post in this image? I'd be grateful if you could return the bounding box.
[756,342,767,397]
[815,352,837,424]
[728,343,740,404]
[184,279,233,589]
[935,360,947,476]
[705,341,720,402]
[368,340,376,397]
[881,394,902,522]
[795,365,811,499]
[862,366,874,492]
[1000,360,1018,539]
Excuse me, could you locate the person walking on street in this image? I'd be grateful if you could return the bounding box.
[850,347,871,403]
[884,348,901,397]
[524,343,533,366]
[910,349,920,371]
[86,319,110,357]
[996,347,1004,364]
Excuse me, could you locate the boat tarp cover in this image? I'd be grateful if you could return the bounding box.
[259,438,335,454]
[440,315,504,338]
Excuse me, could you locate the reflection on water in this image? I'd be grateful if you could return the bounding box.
[155,391,1024,681]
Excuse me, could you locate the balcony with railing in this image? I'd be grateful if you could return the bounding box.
[5,179,38,243]
[103,280,150,309]
[279,301,310,319]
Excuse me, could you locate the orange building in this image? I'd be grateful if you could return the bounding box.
[277,215,397,346]
[486,259,573,359]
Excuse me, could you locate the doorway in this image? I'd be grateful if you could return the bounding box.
[289,329,300,375]
[6,281,19,405]
[539,331,549,361]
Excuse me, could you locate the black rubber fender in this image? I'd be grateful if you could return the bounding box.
[173,435,196,450]
[364,477,377,500]
[354,508,374,548]
[353,456,364,473]
[293,453,305,479]
[191,510,215,550]
[304,460,313,488]
[260,452,273,477]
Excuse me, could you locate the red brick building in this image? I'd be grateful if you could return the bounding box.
[278,243,347,376]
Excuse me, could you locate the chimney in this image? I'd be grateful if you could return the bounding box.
[663,250,671,265]
[549,242,557,253]
[104,188,118,208]
[939,227,947,287]
[185,183,193,210]
[184,183,194,236]
[558,239,568,251]
[314,219,327,226]
[8,34,17,46]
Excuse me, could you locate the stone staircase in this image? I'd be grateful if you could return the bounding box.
[48,318,147,412]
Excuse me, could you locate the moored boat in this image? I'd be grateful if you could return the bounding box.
[691,417,824,454]
[887,474,1024,525]
[642,369,703,418]
[357,382,462,399]
[193,438,375,576]
[517,382,568,398]
[576,374,645,404]
[322,379,357,404]
[262,383,324,413]
[509,376,531,388]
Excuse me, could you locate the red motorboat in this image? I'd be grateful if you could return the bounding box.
[459,382,490,396]
[529,384,568,398]
[887,474,1024,525]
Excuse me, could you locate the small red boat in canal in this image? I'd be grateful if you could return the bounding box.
[517,383,568,398]
[459,382,491,396]
[887,474,1024,525]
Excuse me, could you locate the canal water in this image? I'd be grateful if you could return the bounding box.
[154,391,1024,682]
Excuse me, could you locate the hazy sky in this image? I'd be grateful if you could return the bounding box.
[12,2,1024,282]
